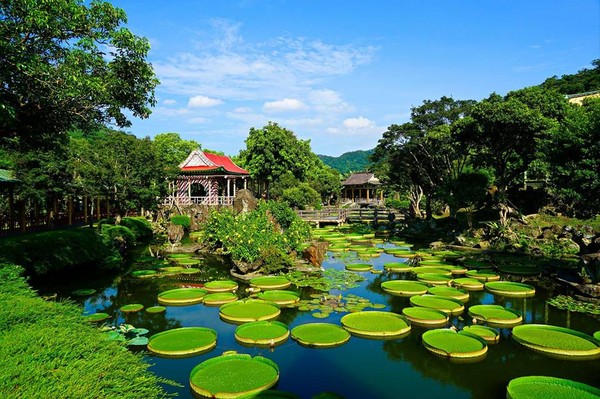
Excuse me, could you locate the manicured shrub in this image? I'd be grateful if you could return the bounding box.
[120,216,153,239]
[170,215,191,230]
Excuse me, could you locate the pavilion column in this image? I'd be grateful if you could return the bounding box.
[352,188,355,201]
[243,177,247,190]
[226,177,231,198]
[367,188,370,201]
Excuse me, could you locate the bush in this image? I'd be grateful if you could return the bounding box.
[282,183,320,210]
[385,198,410,210]
[0,264,170,398]
[258,200,297,229]
[170,215,191,230]
[120,217,153,239]
[101,224,136,250]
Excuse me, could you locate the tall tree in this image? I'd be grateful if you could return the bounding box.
[152,132,201,177]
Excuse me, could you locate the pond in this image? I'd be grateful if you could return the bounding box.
[39,232,600,399]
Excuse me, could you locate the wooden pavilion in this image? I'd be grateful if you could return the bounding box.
[163,150,250,206]
[341,172,383,205]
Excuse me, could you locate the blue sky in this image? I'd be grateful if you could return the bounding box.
[112,0,600,156]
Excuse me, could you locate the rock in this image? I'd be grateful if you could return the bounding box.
[231,258,263,274]
[539,227,555,240]
[233,189,257,214]
[582,253,600,283]
[475,240,491,250]
[303,241,329,267]
[167,223,184,244]
[454,235,467,246]
[559,238,580,255]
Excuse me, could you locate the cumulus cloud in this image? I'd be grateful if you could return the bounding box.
[263,98,306,112]
[343,116,375,129]
[187,95,223,108]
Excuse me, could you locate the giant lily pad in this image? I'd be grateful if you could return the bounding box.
[383,262,412,272]
[462,325,500,344]
[146,306,166,314]
[341,311,411,339]
[381,280,429,297]
[189,353,279,398]
[203,292,238,306]
[205,280,239,293]
[158,288,207,306]
[291,323,351,348]
[257,290,300,305]
[235,321,289,347]
[83,312,110,322]
[422,329,487,362]
[220,299,281,324]
[465,270,500,282]
[506,376,600,399]
[452,277,484,291]
[468,304,522,327]
[345,263,373,272]
[511,324,600,360]
[416,273,453,285]
[402,307,449,327]
[147,327,217,357]
[427,286,469,302]
[175,258,201,266]
[485,281,536,297]
[130,270,158,278]
[120,303,144,313]
[410,266,453,276]
[409,295,464,315]
[71,288,97,296]
[250,276,291,290]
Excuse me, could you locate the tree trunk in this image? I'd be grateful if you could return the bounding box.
[408,185,423,218]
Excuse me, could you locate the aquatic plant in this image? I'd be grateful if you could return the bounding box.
[219,299,281,324]
[157,287,207,306]
[203,292,238,306]
[103,324,149,346]
[461,325,500,344]
[465,270,500,282]
[511,324,600,360]
[427,286,470,302]
[250,276,291,290]
[147,327,217,357]
[485,281,536,297]
[506,376,600,399]
[256,290,300,305]
[120,303,144,313]
[146,306,166,314]
[452,277,484,291]
[83,312,110,322]
[291,323,351,348]
[409,295,464,315]
[421,329,487,362]
[468,304,522,327]
[345,263,373,272]
[341,311,411,338]
[381,280,429,297]
[547,295,600,315]
[204,280,239,293]
[402,307,449,327]
[285,269,365,291]
[235,321,290,347]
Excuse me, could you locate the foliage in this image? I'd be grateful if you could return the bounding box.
[384,198,410,210]
[119,216,153,239]
[100,224,136,251]
[318,149,374,174]
[151,132,201,176]
[170,214,191,230]
[282,183,321,210]
[547,295,600,315]
[0,227,121,276]
[285,269,365,292]
[540,59,600,94]
[0,264,172,398]
[258,200,297,230]
[102,324,150,346]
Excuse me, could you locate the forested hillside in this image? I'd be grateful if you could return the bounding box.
[540,59,600,94]
[318,149,374,174]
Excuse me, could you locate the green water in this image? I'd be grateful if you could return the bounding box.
[52,243,600,399]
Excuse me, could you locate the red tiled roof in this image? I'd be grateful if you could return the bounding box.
[180,152,249,175]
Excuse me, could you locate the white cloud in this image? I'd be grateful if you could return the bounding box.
[162,99,177,105]
[263,98,306,112]
[232,107,253,113]
[187,117,208,124]
[187,95,223,108]
[343,116,375,129]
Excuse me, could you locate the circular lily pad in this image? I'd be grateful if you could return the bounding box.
[511,324,600,360]
[465,270,500,282]
[180,268,201,275]
[381,280,429,297]
[167,253,192,259]
[146,306,166,314]
[158,288,207,306]
[595,331,600,341]
[235,321,290,347]
[383,262,412,272]
[203,292,238,306]
[485,281,536,297]
[402,307,449,327]
[189,353,279,398]
[291,323,351,348]
[220,300,281,324]
[204,280,239,293]
[120,303,144,313]
[83,312,110,322]
[130,270,157,278]
[345,263,372,272]
[341,311,411,339]
[427,286,469,302]
[159,266,186,274]
[409,295,464,315]
[410,266,453,276]
[452,277,484,291]
[462,325,500,344]
[257,290,300,305]
[506,376,600,399]
[468,304,522,327]
[175,258,201,266]
[422,329,487,362]
[250,276,291,290]
[148,327,217,357]
[416,273,453,285]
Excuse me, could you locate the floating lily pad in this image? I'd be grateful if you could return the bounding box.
[547,295,600,315]
[507,376,600,399]
[158,288,208,306]
[235,321,289,347]
[250,276,291,290]
[71,288,97,296]
[147,327,217,357]
[220,299,281,324]
[468,304,522,327]
[409,295,464,315]
[146,306,166,314]
[83,312,110,322]
[416,273,453,285]
[595,331,600,341]
[120,303,144,313]
[461,325,500,344]
[159,266,186,274]
[402,307,449,327]
[422,329,487,362]
[203,292,238,306]
[410,266,453,276]
[511,324,600,360]
[383,262,412,272]
[341,311,411,339]
[167,253,192,259]
[345,263,372,272]
[465,270,500,282]
[175,258,201,266]
[485,281,536,297]
[291,323,351,348]
[130,270,158,278]
[427,286,469,302]
[381,280,429,296]
[463,259,492,269]
[245,390,300,399]
[257,290,300,305]
[189,353,279,398]
[204,280,239,293]
[452,277,484,291]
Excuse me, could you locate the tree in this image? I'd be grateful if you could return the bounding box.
[152,132,201,177]
[0,0,158,149]
[540,59,600,94]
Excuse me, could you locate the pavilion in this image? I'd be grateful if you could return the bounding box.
[341,172,383,205]
[164,150,250,206]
